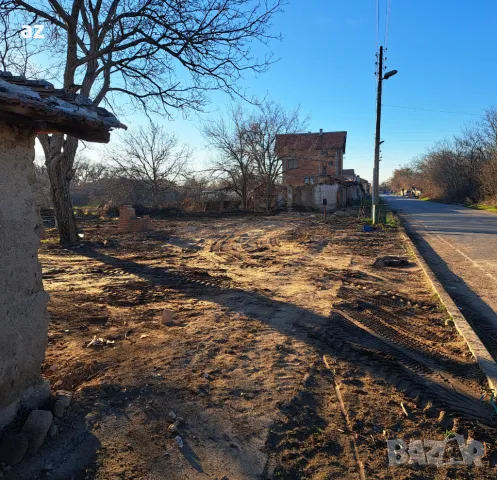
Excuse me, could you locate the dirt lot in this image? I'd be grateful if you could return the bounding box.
[5,210,497,479]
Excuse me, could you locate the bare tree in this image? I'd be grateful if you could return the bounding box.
[180,174,211,211]
[204,101,306,211]
[475,108,497,201]
[105,122,191,207]
[34,161,52,209]
[245,101,306,211]
[0,0,285,244]
[388,166,418,194]
[72,155,108,187]
[390,107,497,204]
[203,105,255,209]
[0,9,49,77]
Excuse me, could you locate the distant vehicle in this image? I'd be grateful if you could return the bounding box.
[405,190,413,197]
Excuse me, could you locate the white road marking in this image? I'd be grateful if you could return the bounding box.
[412,218,497,283]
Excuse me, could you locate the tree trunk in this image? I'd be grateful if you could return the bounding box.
[39,134,79,246]
[152,184,159,208]
[243,183,249,210]
[37,20,87,246]
[47,159,78,245]
[266,176,272,212]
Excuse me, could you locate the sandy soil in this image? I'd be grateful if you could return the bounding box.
[4,210,497,479]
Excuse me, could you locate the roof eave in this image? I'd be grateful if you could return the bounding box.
[0,102,126,143]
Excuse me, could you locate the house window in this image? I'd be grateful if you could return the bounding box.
[287,158,298,169]
[320,163,327,174]
[328,161,334,166]
[304,177,314,184]
[320,150,328,156]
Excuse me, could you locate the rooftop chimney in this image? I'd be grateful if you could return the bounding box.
[319,129,323,135]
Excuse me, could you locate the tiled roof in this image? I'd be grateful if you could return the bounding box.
[0,71,126,143]
[275,131,347,153]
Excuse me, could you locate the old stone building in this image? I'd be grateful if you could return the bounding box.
[0,71,125,429]
[276,130,347,186]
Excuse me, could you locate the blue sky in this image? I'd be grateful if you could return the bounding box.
[34,0,497,182]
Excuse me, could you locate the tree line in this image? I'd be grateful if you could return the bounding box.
[388,108,497,204]
[34,100,306,214]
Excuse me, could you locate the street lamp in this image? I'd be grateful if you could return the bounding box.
[372,47,397,224]
[383,69,398,80]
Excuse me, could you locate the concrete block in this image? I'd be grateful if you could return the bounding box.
[48,424,58,438]
[19,378,51,410]
[0,398,19,431]
[21,409,53,454]
[52,399,65,418]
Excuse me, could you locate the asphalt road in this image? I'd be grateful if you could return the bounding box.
[383,195,497,361]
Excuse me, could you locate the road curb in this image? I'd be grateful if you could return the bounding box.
[394,212,497,394]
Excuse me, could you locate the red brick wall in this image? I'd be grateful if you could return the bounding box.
[282,149,343,186]
[118,205,152,232]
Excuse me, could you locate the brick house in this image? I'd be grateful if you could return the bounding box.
[276,130,347,186]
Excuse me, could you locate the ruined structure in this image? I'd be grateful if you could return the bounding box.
[287,176,364,212]
[0,71,125,428]
[118,205,152,232]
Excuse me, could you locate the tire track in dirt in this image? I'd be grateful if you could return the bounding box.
[337,301,479,374]
[37,213,497,479]
[322,310,491,422]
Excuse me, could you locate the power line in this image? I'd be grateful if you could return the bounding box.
[375,0,379,51]
[382,130,460,134]
[392,139,453,142]
[382,104,481,116]
[384,0,391,49]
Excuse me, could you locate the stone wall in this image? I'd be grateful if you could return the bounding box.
[0,123,50,428]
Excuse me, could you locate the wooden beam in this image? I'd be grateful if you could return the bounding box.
[36,123,111,143]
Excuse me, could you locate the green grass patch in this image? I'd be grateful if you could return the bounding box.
[466,203,497,213]
[40,237,58,244]
[419,198,497,212]
[384,211,399,227]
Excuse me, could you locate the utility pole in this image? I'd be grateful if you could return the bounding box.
[372,46,383,224]
[371,46,397,224]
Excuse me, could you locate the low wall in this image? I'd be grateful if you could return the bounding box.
[289,183,340,211]
[0,123,50,428]
[313,184,340,211]
[118,205,152,232]
[288,182,364,212]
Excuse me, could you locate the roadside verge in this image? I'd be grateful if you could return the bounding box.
[394,211,497,394]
